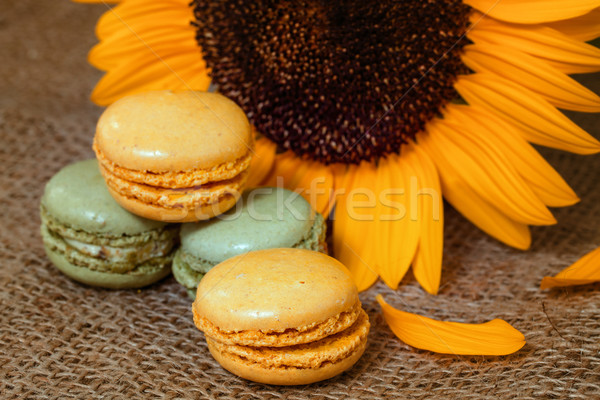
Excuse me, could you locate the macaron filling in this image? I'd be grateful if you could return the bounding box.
[41,206,177,274]
[96,146,252,189]
[172,251,207,292]
[206,309,369,369]
[99,162,248,210]
[194,300,363,347]
[63,237,173,264]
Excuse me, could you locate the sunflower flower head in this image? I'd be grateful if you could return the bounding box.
[83,0,600,295]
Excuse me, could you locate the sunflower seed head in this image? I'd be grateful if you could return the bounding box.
[193,0,471,164]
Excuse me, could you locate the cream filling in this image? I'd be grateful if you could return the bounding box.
[63,238,172,263]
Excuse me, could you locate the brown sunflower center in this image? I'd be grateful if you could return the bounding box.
[193,0,471,164]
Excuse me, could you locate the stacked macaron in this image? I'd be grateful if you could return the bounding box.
[173,187,327,298]
[192,248,370,385]
[93,90,253,222]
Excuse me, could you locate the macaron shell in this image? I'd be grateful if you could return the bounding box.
[207,330,368,385]
[193,248,359,332]
[106,185,240,223]
[44,244,171,289]
[180,188,316,262]
[95,91,253,172]
[41,159,167,235]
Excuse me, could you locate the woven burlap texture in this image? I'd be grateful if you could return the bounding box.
[1,1,599,399]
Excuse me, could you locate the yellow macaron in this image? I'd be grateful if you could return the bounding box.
[192,248,370,385]
[93,90,253,222]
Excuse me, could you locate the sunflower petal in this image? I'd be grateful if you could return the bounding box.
[377,295,526,355]
[376,154,420,289]
[87,0,209,105]
[90,25,197,71]
[419,128,532,249]
[425,118,555,226]
[373,156,393,287]
[265,152,336,217]
[455,73,600,155]
[444,104,579,208]
[462,44,600,113]
[469,17,600,74]
[91,52,210,105]
[333,164,379,291]
[541,246,600,289]
[246,136,276,187]
[408,143,444,295]
[73,0,119,3]
[95,0,191,41]
[545,7,600,42]
[465,0,600,24]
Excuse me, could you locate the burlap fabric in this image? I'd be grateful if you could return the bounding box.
[1,1,599,398]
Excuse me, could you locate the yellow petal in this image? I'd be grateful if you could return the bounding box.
[541,246,600,289]
[95,0,191,41]
[462,44,600,113]
[91,52,210,105]
[455,73,600,154]
[333,164,379,291]
[545,7,600,42]
[73,0,119,3]
[373,156,393,287]
[425,118,555,226]
[469,17,600,74]
[87,0,208,105]
[265,152,336,217]
[296,164,336,218]
[419,129,532,249]
[90,24,197,71]
[444,104,579,208]
[377,295,526,355]
[465,0,600,23]
[376,154,420,289]
[407,142,444,295]
[246,136,276,188]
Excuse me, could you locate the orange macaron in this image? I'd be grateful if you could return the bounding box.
[93,90,253,222]
[192,248,370,385]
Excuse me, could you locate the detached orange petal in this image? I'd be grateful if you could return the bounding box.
[541,246,600,289]
[377,295,526,356]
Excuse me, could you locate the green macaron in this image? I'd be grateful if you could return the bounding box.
[40,159,177,289]
[173,187,327,298]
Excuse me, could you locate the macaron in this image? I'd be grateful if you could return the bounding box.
[93,90,254,222]
[192,248,370,385]
[172,187,327,298]
[40,159,177,289]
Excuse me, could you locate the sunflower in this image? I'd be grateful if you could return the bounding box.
[76,0,600,295]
